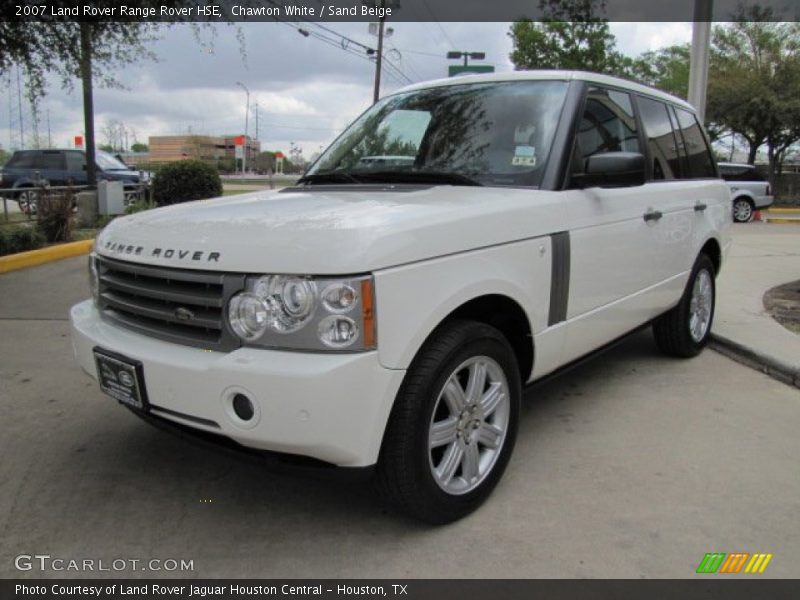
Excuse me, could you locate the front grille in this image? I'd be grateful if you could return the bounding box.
[96,256,244,351]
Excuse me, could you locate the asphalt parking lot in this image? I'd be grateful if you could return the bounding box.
[1,254,799,579]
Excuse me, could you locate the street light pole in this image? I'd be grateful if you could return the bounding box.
[236,81,250,175]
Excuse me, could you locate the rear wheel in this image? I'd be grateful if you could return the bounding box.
[375,319,521,524]
[732,197,754,223]
[653,254,716,358]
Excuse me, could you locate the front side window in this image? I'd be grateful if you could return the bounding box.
[674,108,716,178]
[638,96,681,180]
[307,80,569,188]
[575,87,640,161]
[65,151,87,173]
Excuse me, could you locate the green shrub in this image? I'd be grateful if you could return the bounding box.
[36,191,74,243]
[0,224,45,256]
[151,160,223,207]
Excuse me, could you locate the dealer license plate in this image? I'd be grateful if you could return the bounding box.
[93,348,149,411]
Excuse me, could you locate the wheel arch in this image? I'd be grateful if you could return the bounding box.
[699,237,722,277]
[421,294,535,383]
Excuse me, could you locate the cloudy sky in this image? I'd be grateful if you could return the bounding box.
[1,22,692,161]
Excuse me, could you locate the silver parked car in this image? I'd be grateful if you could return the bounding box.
[718,162,773,222]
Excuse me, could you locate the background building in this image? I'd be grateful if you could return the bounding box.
[147,135,260,168]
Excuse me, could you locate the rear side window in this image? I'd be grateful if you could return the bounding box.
[576,87,640,160]
[6,152,36,168]
[637,96,681,180]
[35,152,65,170]
[674,108,716,178]
[719,165,765,181]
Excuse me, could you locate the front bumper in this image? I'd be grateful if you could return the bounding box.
[70,300,405,467]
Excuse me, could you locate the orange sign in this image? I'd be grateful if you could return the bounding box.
[234,135,245,146]
[74,135,84,149]
[274,151,285,159]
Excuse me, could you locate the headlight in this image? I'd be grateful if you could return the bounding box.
[227,274,375,352]
[88,255,100,305]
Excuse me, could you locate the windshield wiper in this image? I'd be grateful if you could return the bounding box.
[297,171,363,185]
[352,170,482,187]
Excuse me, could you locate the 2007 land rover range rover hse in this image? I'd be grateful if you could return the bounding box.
[71,71,731,523]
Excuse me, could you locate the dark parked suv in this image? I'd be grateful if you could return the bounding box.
[0,149,147,213]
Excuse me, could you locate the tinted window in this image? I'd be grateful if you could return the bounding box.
[575,87,640,161]
[65,152,87,173]
[719,165,765,181]
[34,152,65,170]
[6,151,36,168]
[637,96,681,180]
[674,108,715,178]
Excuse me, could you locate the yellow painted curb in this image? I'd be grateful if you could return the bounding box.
[765,218,800,225]
[0,239,94,274]
[766,208,800,213]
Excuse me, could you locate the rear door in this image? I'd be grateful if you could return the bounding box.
[34,150,68,186]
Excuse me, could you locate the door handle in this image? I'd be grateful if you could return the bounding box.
[643,210,663,222]
[694,202,707,212]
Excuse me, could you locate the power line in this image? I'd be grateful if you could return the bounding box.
[419,0,456,48]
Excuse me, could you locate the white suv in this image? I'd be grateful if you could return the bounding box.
[717,162,774,222]
[71,71,731,523]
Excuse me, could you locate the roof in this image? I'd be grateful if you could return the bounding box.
[393,70,696,113]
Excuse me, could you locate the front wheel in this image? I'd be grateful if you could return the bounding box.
[375,319,521,524]
[16,189,39,215]
[653,254,716,358]
[732,197,754,223]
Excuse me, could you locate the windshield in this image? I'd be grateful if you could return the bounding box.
[96,150,129,171]
[306,80,569,188]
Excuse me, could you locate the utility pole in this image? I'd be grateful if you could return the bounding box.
[236,81,250,175]
[372,0,387,104]
[80,23,97,187]
[688,0,713,122]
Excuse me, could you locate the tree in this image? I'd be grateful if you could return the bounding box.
[706,9,800,175]
[0,2,245,184]
[131,142,149,153]
[0,148,9,166]
[628,44,691,100]
[508,0,626,75]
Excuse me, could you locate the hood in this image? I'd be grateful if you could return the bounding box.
[96,185,564,274]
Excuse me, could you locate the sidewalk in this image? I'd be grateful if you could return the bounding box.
[712,222,800,388]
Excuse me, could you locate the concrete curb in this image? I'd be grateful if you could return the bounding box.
[710,333,800,389]
[0,239,93,274]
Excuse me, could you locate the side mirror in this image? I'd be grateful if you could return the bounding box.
[576,152,646,188]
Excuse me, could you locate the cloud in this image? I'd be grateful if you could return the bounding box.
[0,22,689,160]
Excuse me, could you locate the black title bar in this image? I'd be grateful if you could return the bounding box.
[2,0,799,23]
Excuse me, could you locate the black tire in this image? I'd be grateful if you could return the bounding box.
[732,197,754,223]
[653,254,716,358]
[374,319,521,524]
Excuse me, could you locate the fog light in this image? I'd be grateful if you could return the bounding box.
[232,393,254,421]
